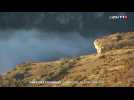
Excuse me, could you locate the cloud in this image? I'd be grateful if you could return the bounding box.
[0,29,95,74]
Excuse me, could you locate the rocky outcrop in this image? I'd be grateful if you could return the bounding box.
[94,32,134,54]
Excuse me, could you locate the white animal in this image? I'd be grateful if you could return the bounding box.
[94,39,104,55]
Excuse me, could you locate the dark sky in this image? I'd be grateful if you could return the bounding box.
[0,12,133,74]
[0,12,133,36]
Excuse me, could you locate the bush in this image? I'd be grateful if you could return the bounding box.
[46,63,71,81]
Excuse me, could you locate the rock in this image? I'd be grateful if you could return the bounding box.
[14,73,24,80]
[14,72,32,80]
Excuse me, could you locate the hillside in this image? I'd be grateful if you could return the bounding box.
[1,32,134,87]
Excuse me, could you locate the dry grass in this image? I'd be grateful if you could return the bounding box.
[1,32,134,87]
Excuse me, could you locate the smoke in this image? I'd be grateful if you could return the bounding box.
[0,29,95,74]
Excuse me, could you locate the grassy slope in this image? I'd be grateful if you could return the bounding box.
[1,32,134,87]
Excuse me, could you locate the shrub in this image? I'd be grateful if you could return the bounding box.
[46,63,71,81]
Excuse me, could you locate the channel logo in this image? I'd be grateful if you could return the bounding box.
[109,16,128,21]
